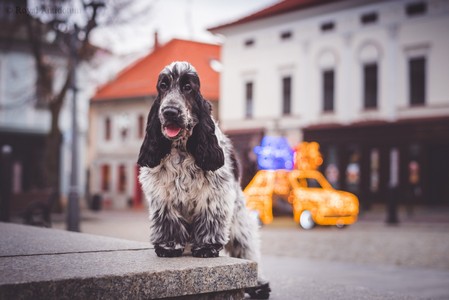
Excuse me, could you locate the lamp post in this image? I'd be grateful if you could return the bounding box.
[67,25,80,232]
[65,0,105,231]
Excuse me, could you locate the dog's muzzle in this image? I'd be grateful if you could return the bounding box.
[161,106,184,139]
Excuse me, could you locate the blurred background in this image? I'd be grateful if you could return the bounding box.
[0,0,449,232]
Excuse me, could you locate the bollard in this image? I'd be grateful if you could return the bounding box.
[0,145,13,222]
[386,187,399,225]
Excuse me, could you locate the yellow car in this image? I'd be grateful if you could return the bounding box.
[244,170,359,229]
[288,170,359,229]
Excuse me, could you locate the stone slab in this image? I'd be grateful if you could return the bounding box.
[0,222,151,257]
[0,223,258,299]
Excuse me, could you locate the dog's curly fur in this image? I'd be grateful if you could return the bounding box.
[137,61,270,298]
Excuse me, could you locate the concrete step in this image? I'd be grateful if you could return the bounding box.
[0,223,257,299]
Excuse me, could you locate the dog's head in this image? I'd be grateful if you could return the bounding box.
[137,61,224,171]
[157,61,199,141]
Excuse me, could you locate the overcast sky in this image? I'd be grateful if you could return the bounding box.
[91,0,279,54]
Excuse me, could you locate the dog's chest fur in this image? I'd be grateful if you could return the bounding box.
[141,147,212,220]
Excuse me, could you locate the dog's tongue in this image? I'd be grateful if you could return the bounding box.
[165,125,181,138]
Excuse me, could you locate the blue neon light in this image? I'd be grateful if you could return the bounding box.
[254,136,294,170]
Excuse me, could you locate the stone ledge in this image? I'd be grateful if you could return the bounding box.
[0,223,258,299]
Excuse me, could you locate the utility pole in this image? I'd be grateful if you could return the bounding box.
[67,25,80,232]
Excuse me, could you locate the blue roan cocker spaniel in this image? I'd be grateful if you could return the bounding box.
[137,61,270,299]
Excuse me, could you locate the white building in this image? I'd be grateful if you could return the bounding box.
[210,0,449,207]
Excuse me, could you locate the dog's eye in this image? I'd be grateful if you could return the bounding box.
[159,81,168,91]
[182,84,192,93]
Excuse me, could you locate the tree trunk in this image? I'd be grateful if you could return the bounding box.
[42,97,63,211]
[43,69,71,212]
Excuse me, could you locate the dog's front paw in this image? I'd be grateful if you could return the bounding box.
[245,280,271,299]
[192,243,223,258]
[154,244,183,257]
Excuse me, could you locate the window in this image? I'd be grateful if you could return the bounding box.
[282,76,292,115]
[406,2,427,17]
[0,59,3,104]
[0,60,2,105]
[346,149,361,193]
[245,82,254,118]
[321,21,335,32]
[118,164,127,193]
[244,39,255,47]
[118,113,130,141]
[370,148,380,192]
[138,115,145,139]
[389,148,400,188]
[120,128,128,140]
[322,69,334,112]
[104,117,111,141]
[306,178,322,188]
[409,57,426,105]
[361,12,378,25]
[280,31,292,40]
[101,164,110,191]
[12,161,23,194]
[363,63,378,109]
[324,146,339,188]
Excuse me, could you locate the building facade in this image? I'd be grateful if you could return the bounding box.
[210,0,449,207]
[89,39,221,209]
[0,2,124,210]
[0,7,65,199]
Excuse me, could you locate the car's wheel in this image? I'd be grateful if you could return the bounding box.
[299,210,315,230]
[336,224,347,229]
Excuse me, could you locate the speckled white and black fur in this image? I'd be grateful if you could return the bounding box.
[137,63,269,298]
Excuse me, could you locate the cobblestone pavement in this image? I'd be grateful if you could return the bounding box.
[261,218,449,270]
[52,207,449,299]
[54,207,449,270]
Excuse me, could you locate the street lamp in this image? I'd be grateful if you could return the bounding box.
[66,0,105,232]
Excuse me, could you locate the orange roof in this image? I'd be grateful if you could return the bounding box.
[209,0,342,31]
[92,39,220,102]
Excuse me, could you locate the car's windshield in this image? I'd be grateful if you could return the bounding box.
[291,171,333,190]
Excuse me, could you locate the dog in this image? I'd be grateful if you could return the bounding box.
[137,61,270,299]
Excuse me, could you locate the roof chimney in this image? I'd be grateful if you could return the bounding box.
[153,31,160,50]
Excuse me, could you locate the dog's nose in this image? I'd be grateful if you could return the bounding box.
[162,107,180,119]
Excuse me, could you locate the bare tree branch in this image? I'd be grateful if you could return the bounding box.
[2,0,151,193]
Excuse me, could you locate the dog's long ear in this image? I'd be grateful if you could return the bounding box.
[187,96,224,171]
[137,98,171,167]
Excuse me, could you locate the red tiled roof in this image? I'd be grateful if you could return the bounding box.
[92,39,220,102]
[209,0,342,31]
